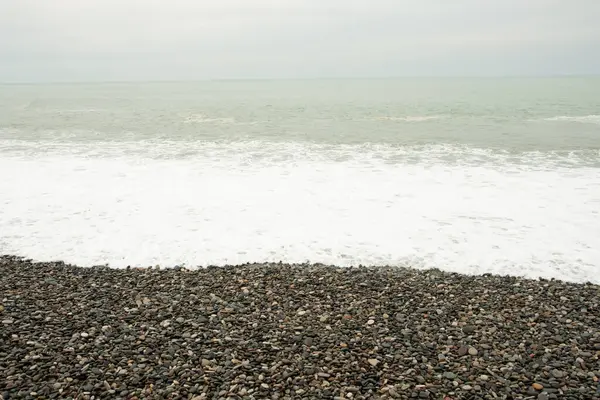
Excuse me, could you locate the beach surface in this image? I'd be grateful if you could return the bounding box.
[1,255,599,399]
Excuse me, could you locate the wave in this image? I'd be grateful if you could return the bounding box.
[1,139,598,169]
[542,115,600,125]
[371,115,446,122]
[25,107,105,113]
[182,113,236,124]
[53,109,103,113]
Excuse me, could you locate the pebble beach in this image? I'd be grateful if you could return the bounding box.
[1,255,599,400]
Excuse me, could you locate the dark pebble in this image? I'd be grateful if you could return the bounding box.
[463,325,476,334]
[0,255,598,399]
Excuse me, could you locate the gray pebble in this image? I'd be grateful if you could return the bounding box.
[0,256,598,399]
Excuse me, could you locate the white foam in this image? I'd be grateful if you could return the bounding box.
[182,113,236,124]
[542,115,600,125]
[1,140,599,283]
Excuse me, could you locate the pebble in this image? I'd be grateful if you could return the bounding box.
[463,325,476,334]
[444,372,456,380]
[551,369,564,378]
[0,255,598,399]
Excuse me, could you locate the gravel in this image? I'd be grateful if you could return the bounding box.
[1,255,599,399]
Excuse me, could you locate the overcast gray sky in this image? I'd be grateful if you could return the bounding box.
[1,0,599,82]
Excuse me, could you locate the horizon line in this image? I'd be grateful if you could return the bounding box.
[1,74,599,85]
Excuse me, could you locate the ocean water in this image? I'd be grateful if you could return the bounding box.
[1,78,599,282]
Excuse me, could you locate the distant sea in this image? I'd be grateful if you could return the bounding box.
[1,78,599,282]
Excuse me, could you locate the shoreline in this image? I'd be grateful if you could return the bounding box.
[1,254,597,285]
[1,255,599,399]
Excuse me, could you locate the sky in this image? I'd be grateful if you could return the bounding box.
[1,0,599,82]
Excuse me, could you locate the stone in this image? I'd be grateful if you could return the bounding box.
[462,325,476,334]
[160,319,170,327]
[1,256,598,400]
[443,372,456,380]
[551,369,564,379]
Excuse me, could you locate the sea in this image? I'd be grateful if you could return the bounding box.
[1,78,599,283]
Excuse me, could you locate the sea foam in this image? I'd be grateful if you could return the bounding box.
[1,140,598,283]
